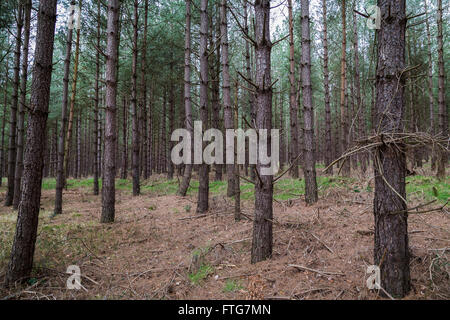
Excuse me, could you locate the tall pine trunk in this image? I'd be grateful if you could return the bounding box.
[339,0,350,176]
[322,0,332,175]
[196,0,209,214]
[301,0,318,205]
[101,0,120,223]
[352,6,366,173]
[436,0,447,180]
[373,0,410,298]
[12,0,32,209]
[5,3,23,206]
[4,0,58,287]
[54,7,74,214]
[251,0,273,264]
[131,0,140,195]
[93,0,100,195]
[221,0,234,197]
[0,61,8,187]
[287,0,299,178]
[178,0,193,196]
[64,0,82,181]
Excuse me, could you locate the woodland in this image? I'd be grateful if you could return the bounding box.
[0,0,448,300]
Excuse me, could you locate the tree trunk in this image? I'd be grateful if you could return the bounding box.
[101,0,120,224]
[64,0,82,181]
[168,62,175,180]
[196,0,209,214]
[353,6,366,174]
[234,79,241,221]
[121,96,127,179]
[301,0,318,205]
[55,16,75,213]
[4,0,57,287]
[221,0,235,197]
[76,113,81,178]
[244,1,256,181]
[0,61,8,187]
[322,0,332,175]
[373,0,410,298]
[131,0,140,196]
[141,0,149,180]
[423,0,436,170]
[5,3,23,207]
[251,0,273,264]
[178,0,193,196]
[12,0,31,209]
[211,9,222,182]
[436,0,447,180]
[339,0,350,176]
[287,0,299,178]
[93,0,100,195]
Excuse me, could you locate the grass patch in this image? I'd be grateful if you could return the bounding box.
[406,175,449,203]
[188,264,213,285]
[223,279,243,293]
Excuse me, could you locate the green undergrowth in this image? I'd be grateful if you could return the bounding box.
[4,171,447,205]
[406,175,449,203]
[27,172,450,204]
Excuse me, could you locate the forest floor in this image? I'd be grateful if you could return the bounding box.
[0,166,449,300]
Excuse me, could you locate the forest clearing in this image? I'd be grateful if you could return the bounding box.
[0,0,448,303]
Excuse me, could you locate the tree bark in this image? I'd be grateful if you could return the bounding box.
[0,60,8,187]
[287,0,299,178]
[301,0,318,205]
[12,0,31,209]
[339,0,350,176]
[131,0,140,195]
[436,0,447,180]
[178,0,193,197]
[353,6,366,173]
[244,1,256,182]
[196,0,209,214]
[168,62,175,180]
[141,0,149,180]
[221,0,235,197]
[93,0,100,195]
[5,2,23,207]
[64,0,82,181]
[373,0,410,298]
[251,0,273,264]
[4,0,57,287]
[322,0,332,175]
[101,0,120,224]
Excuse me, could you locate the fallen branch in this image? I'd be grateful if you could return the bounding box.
[288,264,345,277]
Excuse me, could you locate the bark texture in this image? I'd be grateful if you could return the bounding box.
[373,0,410,298]
[101,0,120,223]
[178,0,193,197]
[301,0,318,205]
[4,0,57,287]
[251,0,273,264]
[13,0,32,209]
[5,3,23,207]
[196,0,209,214]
